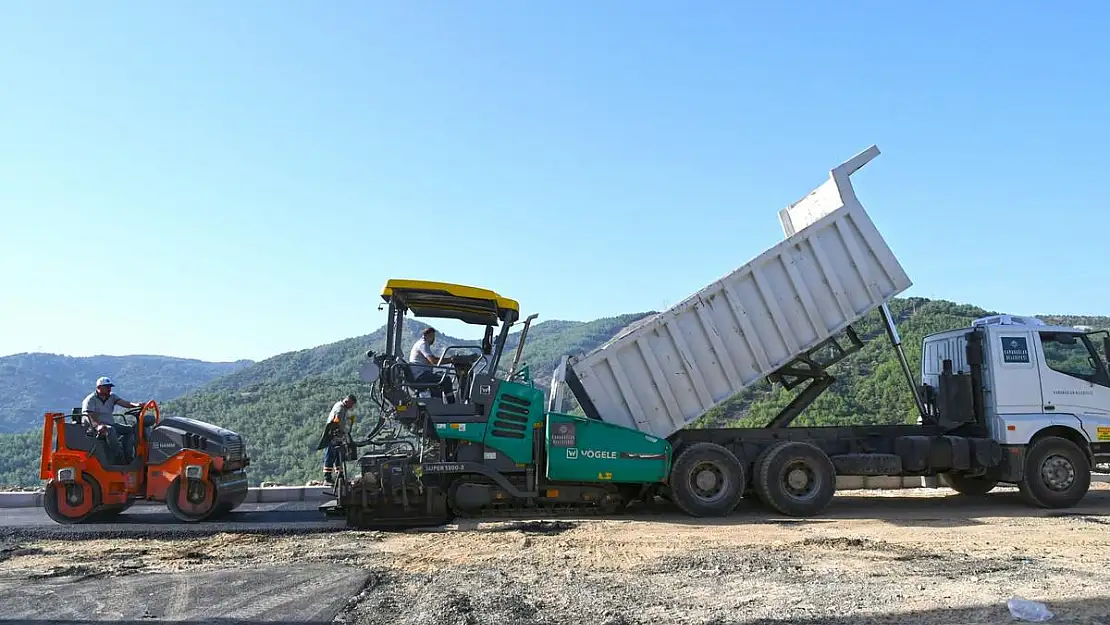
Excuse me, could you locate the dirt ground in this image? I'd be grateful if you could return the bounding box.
[5,485,1110,624]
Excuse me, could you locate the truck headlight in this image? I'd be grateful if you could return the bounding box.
[184,465,203,479]
[57,468,75,483]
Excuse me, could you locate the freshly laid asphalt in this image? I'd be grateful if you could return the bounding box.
[0,501,349,540]
[0,501,376,624]
[0,562,372,624]
[9,488,1110,541]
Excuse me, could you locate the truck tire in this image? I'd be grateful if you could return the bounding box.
[1018,436,1091,509]
[942,473,997,496]
[753,441,836,517]
[669,442,746,517]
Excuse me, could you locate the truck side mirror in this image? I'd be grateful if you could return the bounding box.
[1102,336,1110,364]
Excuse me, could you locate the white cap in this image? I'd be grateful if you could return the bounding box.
[96,376,114,387]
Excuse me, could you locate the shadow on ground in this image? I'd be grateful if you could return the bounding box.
[635,488,1110,529]
[5,489,1108,541]
[444,488,1110,535]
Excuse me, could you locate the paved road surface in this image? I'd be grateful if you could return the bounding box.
[7,488,1110,540]
[0,501,347,539]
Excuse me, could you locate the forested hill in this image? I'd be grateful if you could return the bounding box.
[0,312,656,487]
[152,312,655,485]
[2,300,1108,488]
[0,353,252,433]
[190,311,657,395]
[693,299,1110,429]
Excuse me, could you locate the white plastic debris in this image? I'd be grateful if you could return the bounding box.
[1008,597,1054,622]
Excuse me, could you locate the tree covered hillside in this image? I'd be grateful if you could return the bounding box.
[191,311,656,396]
[156,313,653,486]
[0,353,253,433]
[693,299,1110,429]
[2,300,1107,489]
[0,313,657,487]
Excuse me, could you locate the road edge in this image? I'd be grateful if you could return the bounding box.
[0,476,936,508]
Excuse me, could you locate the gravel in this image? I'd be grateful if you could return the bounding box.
[4,487,1110,624]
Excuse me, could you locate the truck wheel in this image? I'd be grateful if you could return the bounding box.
[942,473,997,496]
[669,442,746,517]
[754,441,836,517]
[1018,436,1091,508]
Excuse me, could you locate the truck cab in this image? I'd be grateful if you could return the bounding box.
[920,314,1110,504]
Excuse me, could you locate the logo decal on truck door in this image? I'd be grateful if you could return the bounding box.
[550,422,576,447]
[1001,336,1030,364]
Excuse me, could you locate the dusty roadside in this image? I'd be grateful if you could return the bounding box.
[3,486,1110,624]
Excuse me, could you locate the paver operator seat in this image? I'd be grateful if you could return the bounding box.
[366,279,527,422]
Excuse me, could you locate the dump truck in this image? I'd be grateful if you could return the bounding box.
[331,144,1110,528]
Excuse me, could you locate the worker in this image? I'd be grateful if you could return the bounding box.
[81,376,144,464]
[319,394,357,484]
[408,327,456,403]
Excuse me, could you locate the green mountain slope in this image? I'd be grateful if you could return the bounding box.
[3,301,1107,489]
[152,313,655,486]
[197,311,656,395]
[0,312,657,487]
[153,321,475,485]
[497,313,657,384]
[692,299,1110,429]
[0,353,253,433]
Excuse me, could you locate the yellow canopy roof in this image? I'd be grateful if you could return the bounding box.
[381,279,520,325]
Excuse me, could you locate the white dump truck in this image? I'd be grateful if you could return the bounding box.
[546,144,1110,515]
[345,144,1110,530]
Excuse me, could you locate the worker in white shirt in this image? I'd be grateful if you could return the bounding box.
[81,376,144,464]
[319,394,357,484]
[408,327,457,403]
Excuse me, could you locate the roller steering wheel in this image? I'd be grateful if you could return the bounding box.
[121,401,157,428]
[117,406,140,428]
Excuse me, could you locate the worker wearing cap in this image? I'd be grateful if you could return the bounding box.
[81,377,144,464]
[319,394,357,484]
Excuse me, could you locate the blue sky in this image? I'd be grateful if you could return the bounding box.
[3,2,1108,363]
